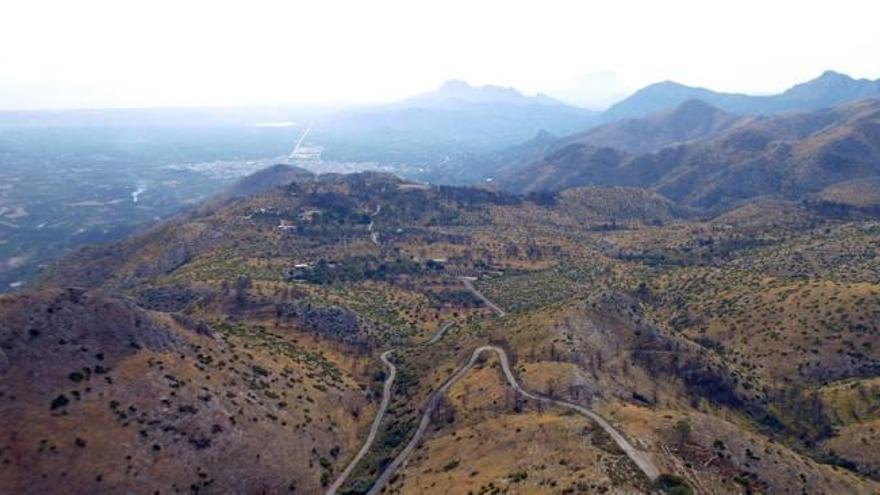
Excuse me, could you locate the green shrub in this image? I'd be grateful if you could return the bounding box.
[50,394,69,410]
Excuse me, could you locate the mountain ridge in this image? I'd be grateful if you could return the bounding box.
[604,70,880,121]
[404,79,566,107]
[497,97,880,209]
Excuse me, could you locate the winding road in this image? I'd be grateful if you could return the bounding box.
[366,346,659,495]
[327,320,454,494]
[328,216,657,494]
[327,350,397,495]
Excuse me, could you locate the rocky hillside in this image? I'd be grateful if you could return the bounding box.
[499,98,880,210]
[0,288,373,494]
[5,168,880,494]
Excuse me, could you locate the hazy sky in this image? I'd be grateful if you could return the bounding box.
[2,0,879,110]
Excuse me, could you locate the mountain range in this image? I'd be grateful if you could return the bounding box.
[495,96,880,210]
[4,69,880,495]
[603,70,880,121]
[314,70,880,185]
[314,80,599,166]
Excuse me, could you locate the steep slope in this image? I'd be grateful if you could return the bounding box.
[0,288,373,494]
[500,98,880,209]
[604,70,880,121]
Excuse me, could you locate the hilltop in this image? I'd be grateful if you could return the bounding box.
[560,99,749,154]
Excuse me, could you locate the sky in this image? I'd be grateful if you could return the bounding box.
[1,0,879,111]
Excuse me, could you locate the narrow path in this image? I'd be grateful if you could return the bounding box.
[330,277,657,495]
[492,347,660,481]
[367,346,659,494]
[326,350,397,495]
[326,321,454,494]
[459,276,506,317]
[367,204,381,246]
[423,321,455,345]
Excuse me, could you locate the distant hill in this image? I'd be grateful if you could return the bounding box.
[403,79,563,107]
[418,71,880,186]
[557,186,682,223]
[560,99,749,154]
[433,100,744,185]
[498,98,880,209]
[604,70,880,121]
[314,80,598,166]
[222,164,314,199]
[426,129,560,185]
[808,176,880,215]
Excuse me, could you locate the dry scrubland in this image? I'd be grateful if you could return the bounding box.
[2,171,880,494]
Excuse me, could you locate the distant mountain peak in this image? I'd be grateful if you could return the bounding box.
[408,80,562,107]
[798,69,855,87]
[652,80,690,89]
[783,70,878,102]
[818,69,851,80]
[434,79,524,100]
[439,79,472,89]
[638,80,697,94]
[436,79,478,96]
[657,99,731,123]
